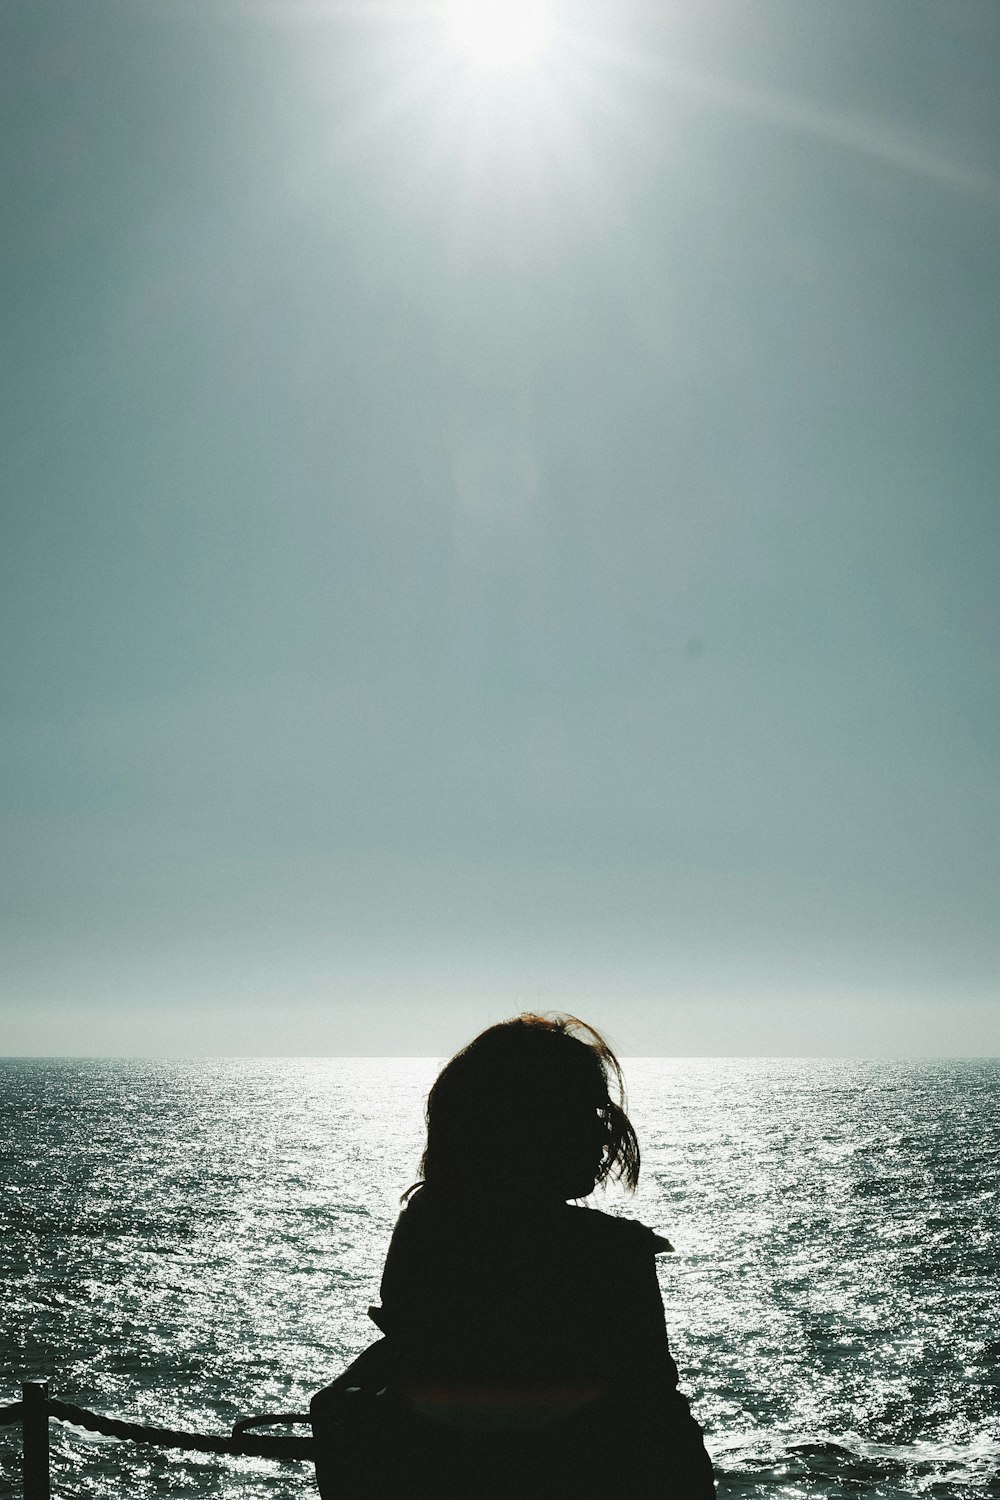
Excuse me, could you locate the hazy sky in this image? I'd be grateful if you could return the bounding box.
[2,1,998,1056]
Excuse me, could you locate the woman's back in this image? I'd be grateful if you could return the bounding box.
[369,1188,715,1496]
[375,1189,674,1392]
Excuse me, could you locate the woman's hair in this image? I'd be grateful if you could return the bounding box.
[404,1013,640,1201]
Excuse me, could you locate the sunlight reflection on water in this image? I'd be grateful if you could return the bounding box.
[3,1056,998,1498]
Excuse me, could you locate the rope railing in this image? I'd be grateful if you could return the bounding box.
[5,1382,314,1500]
[45,1396,314,1456]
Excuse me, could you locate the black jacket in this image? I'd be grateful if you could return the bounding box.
[311,1191,715,1499]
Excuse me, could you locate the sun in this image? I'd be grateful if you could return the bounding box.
[441,0,557,77]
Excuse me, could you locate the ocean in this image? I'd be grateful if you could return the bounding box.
[2,1057,997,1498]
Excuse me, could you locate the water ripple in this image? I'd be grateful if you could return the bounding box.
[2,1056,997,1498]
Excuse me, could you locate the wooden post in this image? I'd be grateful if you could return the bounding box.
[22,1383,50,1500]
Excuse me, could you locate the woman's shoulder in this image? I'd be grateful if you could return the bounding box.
[560,1204,673,1255]
[390,1191,673,1259]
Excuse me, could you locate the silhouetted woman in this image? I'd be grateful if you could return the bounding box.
[312,1014,715,1498]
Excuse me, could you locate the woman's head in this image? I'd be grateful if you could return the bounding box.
[409,1013,640,1202]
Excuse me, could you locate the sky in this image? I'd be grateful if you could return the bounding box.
[1,0,998,1057]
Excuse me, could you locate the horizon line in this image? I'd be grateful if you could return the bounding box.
[2,1053,997,1062]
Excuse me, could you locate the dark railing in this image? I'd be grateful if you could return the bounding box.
[1,1382,314,1500]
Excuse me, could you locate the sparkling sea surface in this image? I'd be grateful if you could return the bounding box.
[2,1057,998,1499]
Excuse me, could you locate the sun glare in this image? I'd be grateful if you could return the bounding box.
[442,0,557,76]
